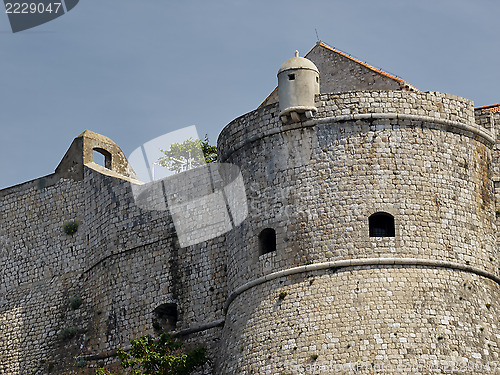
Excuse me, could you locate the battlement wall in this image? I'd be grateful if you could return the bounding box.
[1,87,499,374]
[0,165,226,373]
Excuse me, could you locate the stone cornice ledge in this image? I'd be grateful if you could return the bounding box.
[220,113,494,162]
[223,257,500,314]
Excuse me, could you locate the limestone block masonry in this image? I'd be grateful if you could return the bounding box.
[0,136,226,374]
[0,66,500,373]
[217,90,499,374]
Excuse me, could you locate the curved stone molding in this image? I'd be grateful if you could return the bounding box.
[223,258,500,314]
[172,318,225,337]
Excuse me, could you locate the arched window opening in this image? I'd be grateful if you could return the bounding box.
[369,212,395,237]
[93,148,112,169]
[152,303,178,332]
[259,228,276,256]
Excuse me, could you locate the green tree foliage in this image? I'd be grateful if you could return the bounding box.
[157,136,217,173]
[200,136,217,164]
[95,333,208,375]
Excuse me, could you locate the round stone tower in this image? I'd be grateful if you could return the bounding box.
[216,54,499,374]
[278,50,320,123]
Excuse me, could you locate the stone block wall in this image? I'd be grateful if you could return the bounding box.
[0,164,227,374]
[0,175,87,373]
[216,90,499,373]
[1,88,499,374]
[220,267,499,374]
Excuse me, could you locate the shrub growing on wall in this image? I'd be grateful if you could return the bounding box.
[95,333,208,375]
[63,220,78,235]
[69,295,82,310]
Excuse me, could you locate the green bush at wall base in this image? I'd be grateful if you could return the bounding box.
[95,333,208,375]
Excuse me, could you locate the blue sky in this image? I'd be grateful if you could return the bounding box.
[1,0,499,189]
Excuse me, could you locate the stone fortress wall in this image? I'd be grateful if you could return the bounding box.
[0,133,227,374]
[0,44,500,374]
[216,90,500,373]
[0,176,87,374]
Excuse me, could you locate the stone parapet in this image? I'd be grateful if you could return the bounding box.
[219,90,490,162]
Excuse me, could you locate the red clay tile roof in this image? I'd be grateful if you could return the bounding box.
[475,103,500,113]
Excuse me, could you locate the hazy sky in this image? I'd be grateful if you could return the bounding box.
[1,0,499,189]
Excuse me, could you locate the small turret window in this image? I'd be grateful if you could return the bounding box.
[259,228,276,255]
[288,74,295,81]
[369,212,395,237]
[93,148,112,169]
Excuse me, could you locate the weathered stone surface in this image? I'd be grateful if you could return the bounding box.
[217,90,499,374]
[0,82,499,375]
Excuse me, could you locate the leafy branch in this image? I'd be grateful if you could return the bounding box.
[95,333,208,375]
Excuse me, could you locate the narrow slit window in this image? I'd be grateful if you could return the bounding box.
[288,74,295,81]
[259,228,276,255]
[369,212,395,237]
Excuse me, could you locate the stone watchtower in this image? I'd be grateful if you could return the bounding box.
[278,50,320,123]
[216,46,499,373]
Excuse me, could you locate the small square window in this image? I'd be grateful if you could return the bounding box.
[93,148,112,169]
[288,74,295,81]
